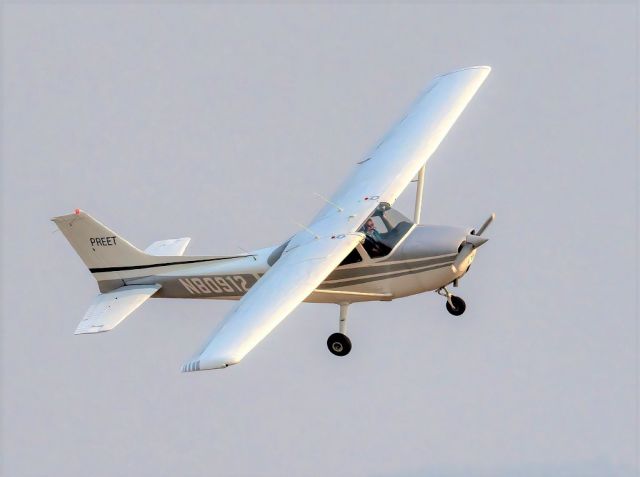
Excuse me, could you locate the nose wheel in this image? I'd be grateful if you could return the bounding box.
[437,286,466,316]
[327,303,352,356]
[445,295,466,316]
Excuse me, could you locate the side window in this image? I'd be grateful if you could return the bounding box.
[339,247,363,266]
[362,235,392,259]
[369,216,388,233]
[359,204,413,259]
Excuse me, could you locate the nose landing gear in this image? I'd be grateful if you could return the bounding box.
[437,286,466,316]
[327,303,352,356]
[446,295,466,316]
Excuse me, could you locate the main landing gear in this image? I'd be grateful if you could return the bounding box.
[327,303,352,356]
[436,286,466,316]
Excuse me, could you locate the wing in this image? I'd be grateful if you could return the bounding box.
[182,66,490,371]
[75,285,161,334]
[182,234,362,371]
[292,65,492,251]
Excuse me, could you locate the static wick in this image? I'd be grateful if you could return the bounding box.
[313,192,343,212]
[293,221,320,240]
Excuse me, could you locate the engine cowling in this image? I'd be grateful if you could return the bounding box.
[392,225,472,261]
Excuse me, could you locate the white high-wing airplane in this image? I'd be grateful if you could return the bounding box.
[53,66,494,372]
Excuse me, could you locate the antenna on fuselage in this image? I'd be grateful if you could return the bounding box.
[413,164,426,223]
[237,246,257,260]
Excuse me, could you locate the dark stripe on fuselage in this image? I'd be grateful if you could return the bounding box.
[89,256,246,274]
[326,254,456,281]
[319,261,453,289]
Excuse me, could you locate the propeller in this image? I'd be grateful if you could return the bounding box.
[451,213,495,273]
[474,212,495,236]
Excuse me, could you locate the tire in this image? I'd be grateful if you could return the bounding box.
[327,333,352,356]
[446,295,466,316]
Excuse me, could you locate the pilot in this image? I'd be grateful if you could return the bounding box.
[363,219,383,242]
[361,218,391,258]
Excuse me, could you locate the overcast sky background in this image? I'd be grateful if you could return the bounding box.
[1,3,637,477]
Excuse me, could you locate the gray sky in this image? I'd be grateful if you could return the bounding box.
[1,3,637,477]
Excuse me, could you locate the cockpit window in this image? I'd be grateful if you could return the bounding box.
[359,203,413,258]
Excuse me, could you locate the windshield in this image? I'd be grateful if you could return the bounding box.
[359,203,413,258]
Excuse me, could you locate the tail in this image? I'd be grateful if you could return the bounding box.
[53,208,196,291]
[52,209,150,269]
[52,209,241,334]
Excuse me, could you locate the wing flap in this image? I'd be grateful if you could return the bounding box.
[182,235,362,371]
[75,285,161,334]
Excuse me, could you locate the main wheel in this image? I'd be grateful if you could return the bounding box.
[446,295,466,316]
[327,333,352,356]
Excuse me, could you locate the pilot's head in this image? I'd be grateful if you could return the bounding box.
[365,219,376,232]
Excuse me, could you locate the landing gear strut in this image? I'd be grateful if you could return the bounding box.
[327,303,352,356]
[437,286,466,316]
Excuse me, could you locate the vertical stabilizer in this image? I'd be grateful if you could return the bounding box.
[51,209,151,270]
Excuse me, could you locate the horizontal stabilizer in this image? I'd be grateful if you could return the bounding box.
[75,285,161,334]
[145,238,191,256]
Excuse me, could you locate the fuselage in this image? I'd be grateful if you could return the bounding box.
[126,224,477,304]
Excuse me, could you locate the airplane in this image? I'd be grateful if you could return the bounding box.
[52,65,494,372]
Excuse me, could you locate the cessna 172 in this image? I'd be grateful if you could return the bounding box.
[53,65,494,371]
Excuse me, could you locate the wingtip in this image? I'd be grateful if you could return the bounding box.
[181,355,241,372]
[437,65,491,79]
[464,65,491,72]
[181,360,203,373]
[74,326,107,335]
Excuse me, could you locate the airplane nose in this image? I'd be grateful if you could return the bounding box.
[465,234,488,247]
[451,235,489,273]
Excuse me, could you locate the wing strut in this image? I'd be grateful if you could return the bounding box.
[413,164,426,223]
